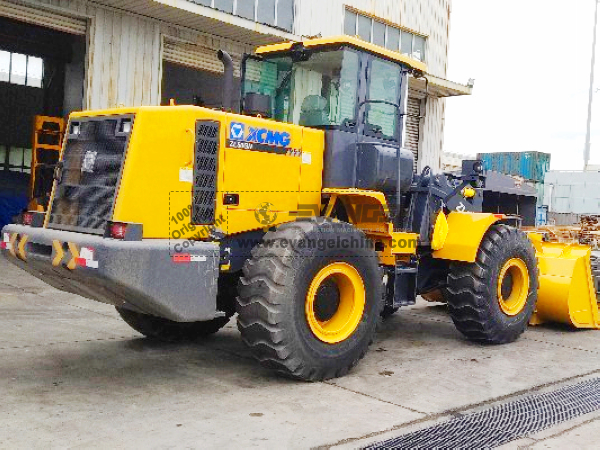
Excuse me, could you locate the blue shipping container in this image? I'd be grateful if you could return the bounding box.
[520,152,533,180]
[478,151,551,182]
[480,153,493,171]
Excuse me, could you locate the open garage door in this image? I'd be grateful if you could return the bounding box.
[0,0,87,35]
[161,38,242,110]
[404,96,422,170]
[0,15,86,221]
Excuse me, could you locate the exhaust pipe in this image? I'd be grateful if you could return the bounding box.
[218,50,234,111]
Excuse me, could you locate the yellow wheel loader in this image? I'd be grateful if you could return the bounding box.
[2,36,599,381]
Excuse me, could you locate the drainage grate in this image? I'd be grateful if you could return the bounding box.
[365,378,600,449]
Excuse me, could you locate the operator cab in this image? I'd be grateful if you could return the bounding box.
[241,36,428,226]
[241,36,426,142]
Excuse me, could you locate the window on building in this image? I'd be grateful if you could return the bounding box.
[236,0,255,20]
[0,50,44,88]
[0,145,32,173]
[373,21,386,47]
[344,10,357,37]
[277,0,294,31]
[387,27,400,52]
[412,35,426,62]
[357,14,372,42]
[343,8,427,62]
[257,0,276,26]
[214,0,233,13]
[401,31,412,56]
[193,0,294,32]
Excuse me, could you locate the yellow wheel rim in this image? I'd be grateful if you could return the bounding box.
[497,258,530,316]
[305,262,366,344]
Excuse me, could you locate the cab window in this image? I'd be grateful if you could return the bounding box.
[365,58,401,140]
[242,49,359,128]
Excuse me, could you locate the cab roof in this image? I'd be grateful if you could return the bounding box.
[255,35,428,73]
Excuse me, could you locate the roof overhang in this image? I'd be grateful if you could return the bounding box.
[93,0,297,47]
[409,74,473,98]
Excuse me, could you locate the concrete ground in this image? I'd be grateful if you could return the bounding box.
[1,255,599,449]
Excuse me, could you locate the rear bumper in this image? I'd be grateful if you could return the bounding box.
[1,224,221,322]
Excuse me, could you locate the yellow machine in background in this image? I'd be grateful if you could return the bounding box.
[2,36,598,382]
[28,115,65,212]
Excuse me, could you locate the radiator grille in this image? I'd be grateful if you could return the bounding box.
[193,120,219,224]
[48,116,132,234]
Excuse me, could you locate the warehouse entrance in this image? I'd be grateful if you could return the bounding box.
[0,16,86,224]
[404,96,422,170]
[161,39,241,110]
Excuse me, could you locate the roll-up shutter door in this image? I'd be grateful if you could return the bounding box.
[163,39,241,77]
[0,0,87,35]
[404,96,422,169]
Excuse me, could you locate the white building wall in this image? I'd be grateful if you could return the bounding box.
[293,0,451,171]
[6,0,453,171]
[293,0,450,77]
[441,150,476,172]
[420,97,445,171]
[87,8,162,109]
[545,171,600,215]
[28,0,161,109]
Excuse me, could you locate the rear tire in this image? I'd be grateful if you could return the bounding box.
[237,218,382,381]
[116,307,230,341]
[116,272,239,341]
[445,224,538,344]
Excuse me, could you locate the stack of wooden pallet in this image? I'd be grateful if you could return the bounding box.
[528,215,600,250]
[579,215,600,250]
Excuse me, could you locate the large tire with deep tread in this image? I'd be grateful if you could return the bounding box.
[445,224,538,344]
[237,218,382,381]
[116,273,239,341]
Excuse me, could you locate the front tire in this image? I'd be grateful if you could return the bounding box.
[445,224,538,344]
[237,219,382,381]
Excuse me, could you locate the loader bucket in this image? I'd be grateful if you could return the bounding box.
[528,234,600,329]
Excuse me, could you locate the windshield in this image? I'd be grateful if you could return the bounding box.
[242,49,359,128]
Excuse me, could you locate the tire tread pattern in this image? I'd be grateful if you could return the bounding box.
[445,224,538,344]
[237,218,382,381]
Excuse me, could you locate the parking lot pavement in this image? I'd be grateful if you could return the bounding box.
[1,255,599,449]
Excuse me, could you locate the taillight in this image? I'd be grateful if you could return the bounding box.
[22,212,33,226]
[109,222,128,239]
[0,233,9,250]
[104,221,142,241]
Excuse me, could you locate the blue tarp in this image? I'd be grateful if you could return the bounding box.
[0,194,28,231]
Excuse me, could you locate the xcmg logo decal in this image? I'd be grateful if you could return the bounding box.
[230,122,245,140]
[228,122,292,151]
